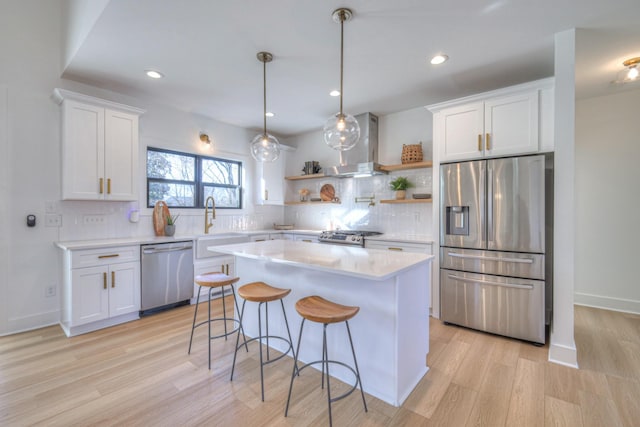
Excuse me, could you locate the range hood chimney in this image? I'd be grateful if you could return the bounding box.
[324,112,386,178]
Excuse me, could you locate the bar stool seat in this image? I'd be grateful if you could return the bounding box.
[285,295,367,426]
[188,272,247,370]
[230,281,296,402]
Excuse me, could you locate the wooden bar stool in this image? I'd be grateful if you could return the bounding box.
[230,281,296,402]
[285,295,367,426]
[188,272,247,370]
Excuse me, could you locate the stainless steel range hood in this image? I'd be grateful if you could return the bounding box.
[324,112,386,178]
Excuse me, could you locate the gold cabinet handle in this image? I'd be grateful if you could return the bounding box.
[388,247,403,251]
[99,178,104,194]
[486,133,491,150]
[302,239,313,243]
[477,134,482,151]
[98,254,120,259]
[264,189,268,200]
[103,272,107,289]
[111,271,115,288]
[254,239,266,242]
[107,178,111,194]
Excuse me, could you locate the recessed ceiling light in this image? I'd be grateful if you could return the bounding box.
[430,54,449,65]
[145,70,164,79]
[329,90,340,97]
[265,112,274,117]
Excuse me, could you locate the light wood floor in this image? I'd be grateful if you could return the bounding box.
[1,302,639,426]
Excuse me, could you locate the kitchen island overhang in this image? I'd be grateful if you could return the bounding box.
[209,240,433,406]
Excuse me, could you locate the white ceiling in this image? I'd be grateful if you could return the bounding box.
[62,0,640,137]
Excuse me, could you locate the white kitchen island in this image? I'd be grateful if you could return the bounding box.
[210,240,433,406]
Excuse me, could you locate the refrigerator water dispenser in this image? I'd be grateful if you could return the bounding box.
[446,206,469,236]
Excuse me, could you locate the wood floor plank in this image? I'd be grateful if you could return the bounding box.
[578,390,624,427]
[606,375,640,427]
[464,361,515,427]
[505,357,545,427]
[544,395,583,427]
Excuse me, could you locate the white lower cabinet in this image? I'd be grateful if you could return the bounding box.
[61,245,140,337]
[192,256,235,303]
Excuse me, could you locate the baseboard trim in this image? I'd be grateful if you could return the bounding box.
[548,341,578,368]
[574,292,640,315]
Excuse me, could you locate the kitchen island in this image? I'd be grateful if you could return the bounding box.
[210,240,433,406]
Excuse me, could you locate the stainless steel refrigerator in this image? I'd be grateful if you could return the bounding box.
[439,154,553,344]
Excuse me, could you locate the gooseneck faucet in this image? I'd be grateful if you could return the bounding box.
[204,196,216,234]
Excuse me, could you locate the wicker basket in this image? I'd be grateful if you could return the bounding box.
[401,142,423,164]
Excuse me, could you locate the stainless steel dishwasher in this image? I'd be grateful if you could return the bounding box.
[140,241,194,315]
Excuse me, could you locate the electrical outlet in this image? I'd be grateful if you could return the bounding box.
[83,214,106,225]
[45,285,56,297]
[45,214,62,227]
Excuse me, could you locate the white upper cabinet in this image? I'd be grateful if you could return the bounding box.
[430,78,553,162]
[53,89,145,201]
[254,145,293,206]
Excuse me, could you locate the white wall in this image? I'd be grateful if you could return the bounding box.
[0,1,282,335]
[283,108,434,235]
[575,88,640,312]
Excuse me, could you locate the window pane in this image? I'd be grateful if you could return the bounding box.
[204,186,240,208]
[202,158,239,185]
[149,182,195,207]
[147,150,195,181]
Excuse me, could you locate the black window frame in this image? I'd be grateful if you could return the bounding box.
[146,147,243,209]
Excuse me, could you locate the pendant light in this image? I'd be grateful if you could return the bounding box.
[323,8,360,152]
[251,51,280,162]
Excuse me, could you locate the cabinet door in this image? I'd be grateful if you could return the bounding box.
[62,100,105,200]
[484,91,539,157]
[71,266,109,325]
[108,261,141,317]
[438,102,484,162]
[104,109,139,201]
[256,151,286,205]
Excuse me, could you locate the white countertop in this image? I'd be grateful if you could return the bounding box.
[209,240,433,281]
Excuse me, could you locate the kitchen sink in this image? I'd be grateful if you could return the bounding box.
[196,233,250,258]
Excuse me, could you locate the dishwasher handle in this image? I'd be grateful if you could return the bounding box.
[142,245,193,255]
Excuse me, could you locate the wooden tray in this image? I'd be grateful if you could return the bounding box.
[320,184,335,201]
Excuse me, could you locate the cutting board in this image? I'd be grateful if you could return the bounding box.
[320,184,335,201]
[152,201,170,236]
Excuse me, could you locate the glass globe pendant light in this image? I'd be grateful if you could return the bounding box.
[251,51,280,162]
[323,8,360,152]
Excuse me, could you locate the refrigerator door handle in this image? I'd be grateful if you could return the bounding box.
[487,167,494,242]
[480,164,486,243]
[447,252,534,264]
[446,274,534,290]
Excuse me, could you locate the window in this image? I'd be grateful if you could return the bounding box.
[147,147,242,209]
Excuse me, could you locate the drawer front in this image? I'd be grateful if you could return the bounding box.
[440,269,545,343]
[365,240,432,254]
[440,247,544,280]
[71,245,140,269]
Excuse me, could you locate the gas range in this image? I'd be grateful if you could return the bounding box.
[318,230,383,247]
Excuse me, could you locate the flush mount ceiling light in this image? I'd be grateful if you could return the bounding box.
[430,54,449,65]
[329,90,340,97]
[250,52,280,162]
[323,8,360,152]
[623,57,640,81]
[199,132,211,144]
[145,70,164,79]
[265,112,275,117]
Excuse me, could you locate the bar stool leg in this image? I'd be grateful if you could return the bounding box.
[258,301,266,401]
[346,320,368,412]
[280,299,297,372]
[230,299,249,381]
[207,287,212,370]
[188,287,202,354]
[323,324,334,427]
[285,318,305,417]
[220,285,229,339]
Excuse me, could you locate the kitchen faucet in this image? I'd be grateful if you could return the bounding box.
[204,196,216,234]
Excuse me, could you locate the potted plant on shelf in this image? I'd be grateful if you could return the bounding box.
[389,176,413,200]
[165,214,179,236]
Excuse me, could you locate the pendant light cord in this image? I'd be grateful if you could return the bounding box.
[339,11,345,116]
[263,58,267,135]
